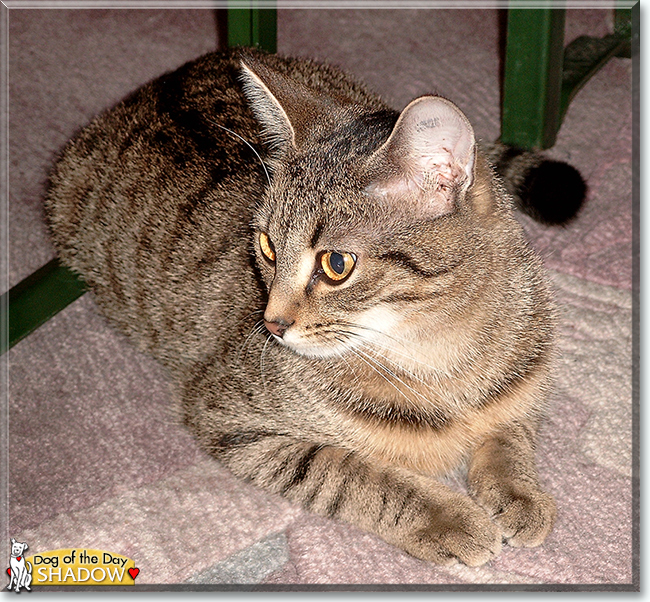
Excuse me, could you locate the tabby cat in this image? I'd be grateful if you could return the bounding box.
[45,48,583,566]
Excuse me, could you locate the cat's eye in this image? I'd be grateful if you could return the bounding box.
[259,232,276,262]
[321,251,356,282]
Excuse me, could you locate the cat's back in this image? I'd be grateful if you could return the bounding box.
[46,49,256,277]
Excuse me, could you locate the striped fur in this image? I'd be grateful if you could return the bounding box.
[46,48,559,566]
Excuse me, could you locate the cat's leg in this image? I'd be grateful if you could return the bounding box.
[467,420,556,548]
[199,427,502,566]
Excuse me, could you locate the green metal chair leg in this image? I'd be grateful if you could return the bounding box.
[501,8,566,150]
[0,258,87,355]
[227,3,277,52]
[614,6,633,58]
[501,5,633,151]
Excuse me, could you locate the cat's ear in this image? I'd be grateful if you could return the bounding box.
[239,57,333,153]
[239,60,296,152]
[367,96,475,218]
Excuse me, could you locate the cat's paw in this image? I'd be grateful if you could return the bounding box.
[406,495,502,566]
[476,483,556,548]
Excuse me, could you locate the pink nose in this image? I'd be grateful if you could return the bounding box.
[264,319,291,338]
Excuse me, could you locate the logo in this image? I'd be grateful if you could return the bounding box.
[7,539,32,593]
[7,540,140,587]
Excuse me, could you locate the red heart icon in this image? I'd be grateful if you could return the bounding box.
[16,557,21,562]
[6,568,10,576]
[128,567,139,580]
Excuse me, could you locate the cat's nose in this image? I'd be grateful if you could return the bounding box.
[264,318,293,338]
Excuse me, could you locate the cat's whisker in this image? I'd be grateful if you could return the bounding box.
[329,330,452,412]
[345,347,421,412]
[224,305,264,326]
[352,345,438,412]
[332,341,362,386]
[259,331,275,397]
[360,348,436,405]
[338,328,462,415]
[209,121,274,195]
[336,321,451,379]
[356,343,454,417]
[236,308,265,328]
[336,320,405,347]
[365,338,449,383]
[337,337,422,412]
[237,319,267,363]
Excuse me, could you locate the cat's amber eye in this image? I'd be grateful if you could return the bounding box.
[321,251,356,282]
[259,232,276,262]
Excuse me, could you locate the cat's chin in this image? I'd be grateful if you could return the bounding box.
[276,338,346,360]
[275,332,351,360]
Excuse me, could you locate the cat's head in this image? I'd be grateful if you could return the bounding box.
[240,54,503,364]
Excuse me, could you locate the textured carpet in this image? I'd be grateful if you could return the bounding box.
[5,6,635,588]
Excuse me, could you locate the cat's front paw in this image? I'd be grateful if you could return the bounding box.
[475,483,556,548]
[405,495,502,566]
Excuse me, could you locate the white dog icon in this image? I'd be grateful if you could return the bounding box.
[7,538,32,593]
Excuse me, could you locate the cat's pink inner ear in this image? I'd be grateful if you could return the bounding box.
[369,96,476,217]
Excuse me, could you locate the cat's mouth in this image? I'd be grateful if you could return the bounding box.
[267,308,401,360]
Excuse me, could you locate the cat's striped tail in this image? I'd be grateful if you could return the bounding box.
[484,142,586,226]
